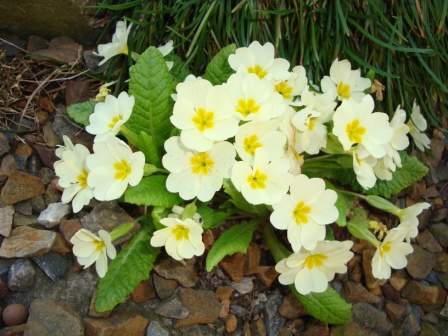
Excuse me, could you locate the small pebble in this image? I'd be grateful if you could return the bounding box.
[2,303,28,326]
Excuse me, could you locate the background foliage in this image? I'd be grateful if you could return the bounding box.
[93,0,447,128]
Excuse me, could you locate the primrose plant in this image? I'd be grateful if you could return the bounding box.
[59,21,430,323]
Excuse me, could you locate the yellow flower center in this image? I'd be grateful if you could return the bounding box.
[346,119,366,143]
[243,135,262,156]
[275,82,293,99]
[337,82,351,99]
[77,169,89,188]
[247,169,267,189]
[379,241,392,258]
[119,44,129,56]
[247,64,268,79]
[192,108,214,132]
[171,224,189,241]
[108,115,124,129]
[190,152,214,175]
[293,201,311,225]
[306,114,318,131]
[113,159,132,181]
[236,98,261,118]
[304,254,328,269]
[94,240,105,252]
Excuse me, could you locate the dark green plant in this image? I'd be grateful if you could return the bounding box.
[92,0,447,127]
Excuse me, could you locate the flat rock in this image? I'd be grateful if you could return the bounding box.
[152,273,178,299]
[0,132,10,156]
[245,242,260,275]
[146,321,169,336]
[13,199,32,215]
[257,265,279,287]
[155,293,189,319]
[406,245,436,280]
[231,277,253,295]
[37,202,71,228]
[393,313,420,336]
[24,298,84,336]
[278,291,307,319]
[84,311,148,336]
[351,302,393,334]
[384,301,407,324]
[0,226,56,258]
[80,201,137,245]
[153,258,198,288]
[59,218,83,245]
[0,170,45,205]
[362,249,385,295]
[264,293,285,336]
[435,252,448,272]
[343,280,381,304]
[131,278,156,304]
[401,280,439,305]
[65,80,91,106]
[419,322,441,336]
[7,259,35,291]
[32,252,70,282]
[331,320,382,336]
[416,229,443,252]
[0,155,20,180]
[429,222,448,248]
[219,252,246,282]
[174,288,221,328]
[0,323,27,336]
[0,205,14,237]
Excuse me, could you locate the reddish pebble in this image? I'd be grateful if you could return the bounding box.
[2,303,28,326]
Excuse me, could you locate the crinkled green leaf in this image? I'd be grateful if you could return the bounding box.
[202,44,236,85]
[291,286,352,325]
[222,179,268,216]
[95,218,160,312]
[128,47,175,155]
[137,131,161,166]
[206,219,261,271]
[66,100,97,126]
[196,202,230,230]
[124,175,181,208]
[333,152,428,198]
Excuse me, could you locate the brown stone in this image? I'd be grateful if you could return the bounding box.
[0,226,56,258]
[219,299,230,319]
[153,258,198,288]
[225,314,238,333]
[131,278,156,304]
[0,155,20,180]
[245,242,261,275]
[406,180,426,201]
[0,170,45,205]
[435,252,448,272]
[2,304,28,326]
[65,80,91,106]
[343,281,381,304]
[401,280,439,305]
[28,35,49,53]
[416,229,443,253]
[0,205,14,237]
[257,266,279,287]
[279,291,307,319]
[362,249,385,295]
[303,322,329,336]
[389,273,409,292]
[152,273,178,300]
[43,122,62,148]
[219,252,246,282]
[50,233,71,254]
[216,285,233,301]
[419,322,441,336]
[0,279,8,299]
[84,311,148,336]
[250,318,267,336]
[15,143,33,158]
[348,260,362,283]
[174,288,221,328]
[35,110,49,125]
[89,289,111,318]
[384,302,406,324]
[381,283,401,301]
[30,144,58,169]
[406,244,436,280]
[0,323,27,336]
[32,43,83,65]
[59,219,83,245]
[422,286,447,312]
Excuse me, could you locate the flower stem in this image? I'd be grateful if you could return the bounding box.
[109,217,142,242]
[262,223,291,263]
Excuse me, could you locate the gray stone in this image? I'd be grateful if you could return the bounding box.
[0,132,10,155]
[13,212,38,226]
[439,272,448,290]
[24,298,84,336]
[31,195,47,213]
[406,244,436,280]
[231,276,254,295]
[52,106,83,141]
[37,202,71,228]
[81,201,137,245]
[14,199,33,215]
[0,226,57,258]
[0,33,27,56]
[429,222,448,247]
[230,305,246,317]
[394,313,421,336]
[146,320,170,336]
[440,298,448,318]
[0,205,14,237]
[351,302,393,334]
[0,259,14,276]
[7,259,35,291]
[153,258,198,288]
[155,294,189,319]
[32,252,70,282]
[264,293,285,336]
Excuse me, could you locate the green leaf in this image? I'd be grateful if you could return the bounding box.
[202,44,236,85]
[222,179,268,216]
[325,225,335,240]
[206,219,261,271]
[136,131,161,166]
[291,286,352,324]
[347,218,378,244]
[124,175,182,208]
[95,218,160,312]
[196,202,230,230]
[128,47,175,156]
[165,53,190,85]
[66,100,97,126]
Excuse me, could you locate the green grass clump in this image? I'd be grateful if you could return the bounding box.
[92,0,447,126]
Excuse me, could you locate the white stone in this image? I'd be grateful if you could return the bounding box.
[37,202,71,228]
